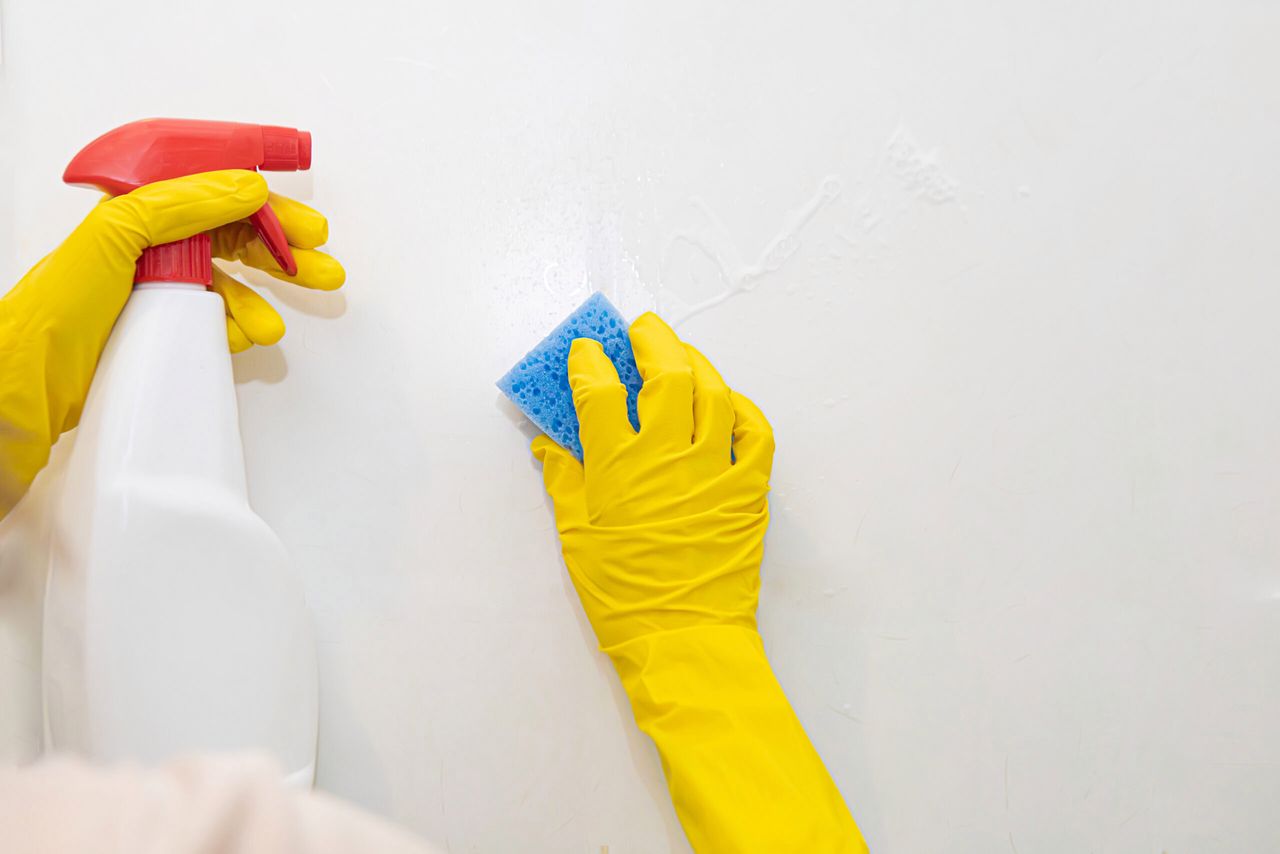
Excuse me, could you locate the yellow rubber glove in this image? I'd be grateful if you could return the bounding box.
[0,170,344,518]
[533,313,868,853]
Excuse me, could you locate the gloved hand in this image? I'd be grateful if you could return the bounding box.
[533,313,772,647]
[534,313,867,853]
[0,170,344,518]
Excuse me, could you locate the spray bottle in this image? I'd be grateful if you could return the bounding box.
[43,119,319,786]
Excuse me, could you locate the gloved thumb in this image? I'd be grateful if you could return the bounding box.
[531,435,586,518]
[82,170,270,264]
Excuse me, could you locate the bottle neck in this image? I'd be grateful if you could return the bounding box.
[135,234,213,287]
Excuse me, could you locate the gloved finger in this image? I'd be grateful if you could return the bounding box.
[532,435,587,526]
[267,193,329,249]
[87,170,269,260]
[686,343,734,458]
[568,339,634,459]
[234,239,346,291]
[730,390,775,479]
[630,312,694,449]
[225,316,253,354]
[208,192,330,255]
[211,268,285,347]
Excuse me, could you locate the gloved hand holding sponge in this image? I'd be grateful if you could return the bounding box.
[0,170,344,517]
[534,313,868,853]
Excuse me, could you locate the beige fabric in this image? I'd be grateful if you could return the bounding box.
[0,754,441,854]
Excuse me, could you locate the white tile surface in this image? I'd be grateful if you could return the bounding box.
[2,1,1279,851]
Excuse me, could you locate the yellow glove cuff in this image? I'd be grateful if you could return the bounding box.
[607,625,868,853]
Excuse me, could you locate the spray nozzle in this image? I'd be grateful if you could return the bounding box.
[63,118,312,284]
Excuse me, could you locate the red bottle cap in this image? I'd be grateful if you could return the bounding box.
[63,119,312,287]
[134,234,213,285]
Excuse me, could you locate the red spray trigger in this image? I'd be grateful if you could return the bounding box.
[63,119,312,284]
[250,206,297,276]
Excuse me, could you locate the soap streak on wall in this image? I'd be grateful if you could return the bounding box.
[658,124,963,329]
[660,175,841,326]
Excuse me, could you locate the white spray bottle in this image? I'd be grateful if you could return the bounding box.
[44,119,319,786]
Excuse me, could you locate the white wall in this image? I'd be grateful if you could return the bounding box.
[3,1,1280,851]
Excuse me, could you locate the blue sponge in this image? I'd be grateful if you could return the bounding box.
[498,293,642,459]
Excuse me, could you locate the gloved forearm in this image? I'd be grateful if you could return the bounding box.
[0,209,141,516]
[0,292,99,515]
[610,626,867,853]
